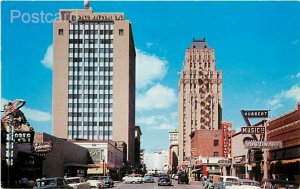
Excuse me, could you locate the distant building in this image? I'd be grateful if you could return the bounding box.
[178,38,222,164]
[52,3,136,164]
[168,130,179,173]
[144,149,169,172]
[134,126,142,165]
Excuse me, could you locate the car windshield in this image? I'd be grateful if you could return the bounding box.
[89,177,99,180]
[241,181,260,186]
[100,176,110,180]
[66,178,80,184]
[35,179,56,187]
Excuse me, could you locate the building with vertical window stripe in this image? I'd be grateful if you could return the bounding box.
[178,38,222,165]
[53,4,136,164]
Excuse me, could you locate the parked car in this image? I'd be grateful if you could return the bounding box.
[122,175,144,184]
[174,174,179,180]
[144,174,155,183]
[261,179,299,189]
[86,176,105,189]
[34,177,73,189]
[214,176,239,189]
[65,177,90,189]
[227,179,260,189]
[97,176,114,188]
[177,172,189,184]
[158,174,172,186]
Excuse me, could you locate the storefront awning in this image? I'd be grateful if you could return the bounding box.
[270,158,300,164]
[282,158,300,164]
[63,163,90,168]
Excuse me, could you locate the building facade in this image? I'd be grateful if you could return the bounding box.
[178,38,222,163]
[267,103,300,182]
[73,141,123,175]
[168,130,179,174]
[52,5,136,164]
[190,129,223,158]
[144,149,169,172]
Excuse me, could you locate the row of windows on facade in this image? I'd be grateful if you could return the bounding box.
[69,30,113,35]
[69,57,113,62]
[68,76,113,81]
[69,66,113,72]
[69,39,113,44]
[68,121,113,126]
[188,62,213,70]
[68,112,113,117]
[68,94,113,99]
[68,103,113,108]
[69,48,113,53]
[182,72,215,79]
[69,21,113,26]
[68,62,113,68]
[68,130,112,136]
[68,85,113,90]
[189,54,212,60]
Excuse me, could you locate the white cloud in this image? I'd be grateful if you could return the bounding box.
[154,123,176,130]
[267,84,300,110]
[284,85,300,101]
[146,42,153,48]
[136,83,177,111]
[136,49,168,89]
[41,44,53,69]
[137,112,177,130]
[1,98,51,122]
[296,73,300,78]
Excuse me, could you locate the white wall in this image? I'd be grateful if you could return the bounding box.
[144,149,169,171]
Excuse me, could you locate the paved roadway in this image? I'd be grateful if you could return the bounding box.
[114,179,204,189]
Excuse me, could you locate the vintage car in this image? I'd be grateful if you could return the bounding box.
[177,172,189,184]
[97,176,114,188]
[227,179,260,189]
[214,176,239,189]
[86,176,105,189]
[65,177,90,189]
[122,175,144,184]
[261,179,299,189]
[33,177,73,189]
[158,174,172,186]
[144,174,155,183]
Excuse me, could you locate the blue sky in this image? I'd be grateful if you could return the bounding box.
[1,1,300,152]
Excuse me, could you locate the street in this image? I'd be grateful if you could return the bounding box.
[114,179,204,189]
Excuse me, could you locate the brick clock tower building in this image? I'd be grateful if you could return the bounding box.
[178,38,222,164]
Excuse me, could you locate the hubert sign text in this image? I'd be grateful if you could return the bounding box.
[242,110,268,118]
